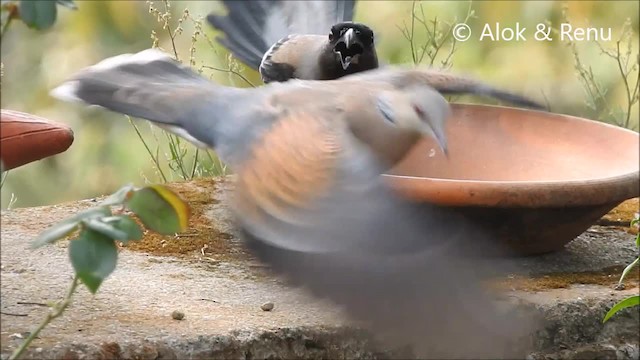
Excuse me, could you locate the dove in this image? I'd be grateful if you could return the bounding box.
[206,0,379,83]
[51,49,540,358]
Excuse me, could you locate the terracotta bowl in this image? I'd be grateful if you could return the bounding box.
[385,104,640,256]
[0,109,74,170]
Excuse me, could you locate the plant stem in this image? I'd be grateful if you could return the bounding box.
[162,0,179,60]
[201,65,255,87]
[165,132,189,180]
[9,275,80,360]
[1,170,9,189]
[128,116,168,183]
[190,148,199,178]
[0,2,17,43]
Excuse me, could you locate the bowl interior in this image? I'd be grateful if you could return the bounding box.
[388,104,639,182]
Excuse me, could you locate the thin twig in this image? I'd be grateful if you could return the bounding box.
[199,298,219,303]
[164,132,189,180]
[201,65,255,87]
[162,0,179,60]
[190,149,200,179]
[595,38,636,128]
[1,170,9,189]
[128,116,168,183]
[16,302,48,307]
[9,275,80,360]
[204,150,227,176]
[0,311,28,317]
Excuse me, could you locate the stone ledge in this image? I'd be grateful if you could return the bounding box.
[1,179,638,359]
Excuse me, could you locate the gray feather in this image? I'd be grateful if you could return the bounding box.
[241,181,536,358]
[51,49,540,358]
[206,0,356,70]
[50,49,242,154]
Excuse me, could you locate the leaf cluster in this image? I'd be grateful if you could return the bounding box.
[32,184,190,293]
[2,0,76,34]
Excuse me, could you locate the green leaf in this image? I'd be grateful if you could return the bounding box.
[31,207,112,248]
[83,218,129,241]
[102,215,143,243]
[71,206,113,221]
[100,184,136,206]
[55,0,76,10]
[603,295,640,323]
[69,229,118,294]
[617,257,639,285]
[31,221,79,248]
[19,0,57,30]
[125,185,190,235]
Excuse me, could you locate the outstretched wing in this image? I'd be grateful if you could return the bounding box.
[49,49,254,153]
[343,66,546,110]
[206,0,356,70]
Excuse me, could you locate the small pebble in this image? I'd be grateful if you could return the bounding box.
[171,310,185,320]
[260,302,274,311]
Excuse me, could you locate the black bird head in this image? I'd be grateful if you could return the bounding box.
[327,22,377,72]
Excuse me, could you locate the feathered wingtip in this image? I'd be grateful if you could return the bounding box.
[409,67,550,111]
[50,48,177,104]
[88,48,175,71]
[50,80,83,103]
[48,48,216,150]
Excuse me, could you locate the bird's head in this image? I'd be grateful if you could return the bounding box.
[375,85,451,156]
[328,22,375,71]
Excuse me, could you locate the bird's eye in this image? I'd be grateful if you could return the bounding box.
[328,33,334,41]
[413,105,425,118]
[377,98,395,125]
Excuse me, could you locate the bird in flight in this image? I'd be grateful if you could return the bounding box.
[206,0,379,83]
[51,49,540,358]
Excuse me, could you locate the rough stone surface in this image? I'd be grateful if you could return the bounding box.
[1,180,638,359]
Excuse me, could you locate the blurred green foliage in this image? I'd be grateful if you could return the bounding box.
[1,0,638,209]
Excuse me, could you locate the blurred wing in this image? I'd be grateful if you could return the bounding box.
[278,0,356,35]
[235,111,535,358]
[207,0,356,70]
[50,49,246,151]
[234,110,450,255]
[344,67,546,110]
[207,1,276,70]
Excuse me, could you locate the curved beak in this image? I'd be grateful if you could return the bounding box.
[421,123,448,157]
[435,128,448,157]
[340,28,356,49]
[335,28,360,70]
